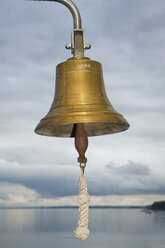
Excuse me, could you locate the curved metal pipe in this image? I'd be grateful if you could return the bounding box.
[31,0,82,29]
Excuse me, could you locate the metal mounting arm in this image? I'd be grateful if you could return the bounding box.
[30,0,91,57]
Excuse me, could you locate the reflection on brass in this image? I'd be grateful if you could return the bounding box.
[35,57,129,137]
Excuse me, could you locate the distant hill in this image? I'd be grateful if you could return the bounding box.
[147,201,165,210]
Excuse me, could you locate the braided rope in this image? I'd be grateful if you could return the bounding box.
[74,175,90,240]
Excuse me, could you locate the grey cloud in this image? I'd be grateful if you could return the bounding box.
[90,0,165,109]
[0,176,78,198]
[0,156,79,197]
[1,171,165,198]
[88,181,165,196]
[0,136,77,166]
[0,156,165,197]
[0,193,10,201]
[106,161,151,176]
[0,0,165,202]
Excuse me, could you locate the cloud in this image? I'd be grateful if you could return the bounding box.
[0,183,164,207]
[0,157,165,199]
[0,0,165,205]
[0,158,79,197]
[0,183,39,206]
[0,182,78,207]
[106,161,151,176]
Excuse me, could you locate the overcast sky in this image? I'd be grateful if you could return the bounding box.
[0,0,165,207]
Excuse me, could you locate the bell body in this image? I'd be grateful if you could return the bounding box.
[35,57,129,137]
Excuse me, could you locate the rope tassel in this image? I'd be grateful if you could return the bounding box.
[74,175,90,240]
[74,123,90,240]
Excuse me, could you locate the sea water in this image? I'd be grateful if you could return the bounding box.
[0,208,165,248]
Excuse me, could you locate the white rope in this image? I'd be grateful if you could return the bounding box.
[74,175,90,240]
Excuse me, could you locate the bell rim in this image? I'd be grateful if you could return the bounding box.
[35,119,130,137]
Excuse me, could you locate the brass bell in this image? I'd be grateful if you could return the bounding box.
[35,57,129,137]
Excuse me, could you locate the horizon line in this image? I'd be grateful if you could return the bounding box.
[0,205,146,209]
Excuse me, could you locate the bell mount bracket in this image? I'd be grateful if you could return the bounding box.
[29,0,91,57]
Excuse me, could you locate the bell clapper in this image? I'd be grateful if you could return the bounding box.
[74,123,88,164]
[74,123,90,240]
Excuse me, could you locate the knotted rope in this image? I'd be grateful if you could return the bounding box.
[74,173,90,240]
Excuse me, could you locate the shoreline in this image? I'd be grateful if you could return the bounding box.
[0,206,145,210]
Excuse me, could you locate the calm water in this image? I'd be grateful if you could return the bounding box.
[0,208,165,248]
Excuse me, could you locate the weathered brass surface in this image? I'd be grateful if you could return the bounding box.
[35,57,129,137]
